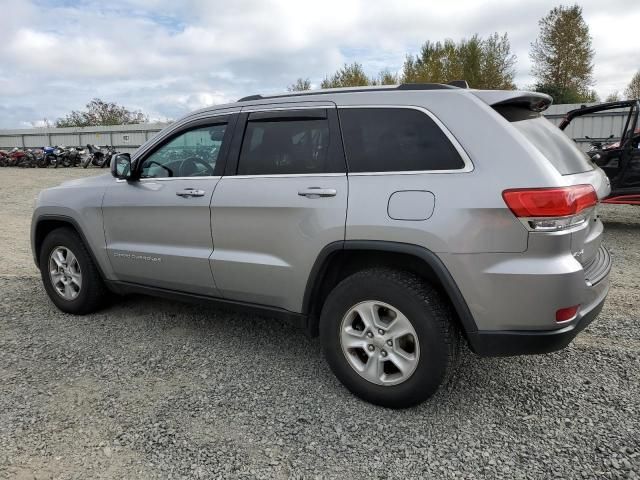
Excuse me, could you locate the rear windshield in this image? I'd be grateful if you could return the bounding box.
[496,106,594,175]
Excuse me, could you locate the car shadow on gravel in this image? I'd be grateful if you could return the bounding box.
[97,292,584,414]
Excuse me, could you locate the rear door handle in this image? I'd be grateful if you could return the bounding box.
[298,187,337,198]
[176,188,205,198]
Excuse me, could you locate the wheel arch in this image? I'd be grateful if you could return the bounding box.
[32,215,106,280]
[303,240,478,341]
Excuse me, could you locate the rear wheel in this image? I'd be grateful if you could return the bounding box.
[39,228,107,314]
[320,268,459,408]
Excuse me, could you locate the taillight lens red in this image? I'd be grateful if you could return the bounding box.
[502,185,598,218]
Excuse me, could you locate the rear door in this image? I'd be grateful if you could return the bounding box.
[210,104,347,312]
[102,113,235,295]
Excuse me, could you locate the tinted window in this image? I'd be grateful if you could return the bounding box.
[238,117,331,175]
[339,108,465,172]
[141,124,226,178]
[496,106,594,175]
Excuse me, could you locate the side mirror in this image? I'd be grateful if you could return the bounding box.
[111,153,133,180]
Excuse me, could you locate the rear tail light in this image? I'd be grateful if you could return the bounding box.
[556,305,580,323]
[502,185,598,231]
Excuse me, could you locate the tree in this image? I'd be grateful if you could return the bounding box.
[625,71,640,100]
[605,91,621,102]
[530,5,595,102]
[400,33,516,89]
[288,78,311,92]
[373,69,398,85]
[55,98,148,127]
[533,83,598,104]
[321,62,372,88]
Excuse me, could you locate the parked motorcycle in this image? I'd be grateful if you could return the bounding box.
[66,147,85,167]
[51,146,72,168]
[83,144,114,168]
[0,150,9,167]
[103,145,116,168]
[6,148,28,167]
[42,146,57,167]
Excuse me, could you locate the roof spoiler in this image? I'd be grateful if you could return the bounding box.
[472,90,553,112]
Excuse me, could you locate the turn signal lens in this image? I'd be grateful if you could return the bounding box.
[556,305,580,323]
[502,185,597,217]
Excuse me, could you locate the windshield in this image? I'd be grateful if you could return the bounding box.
[496,106,594,175]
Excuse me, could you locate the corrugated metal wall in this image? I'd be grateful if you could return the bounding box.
[544,103,630,151]
[0,103,632,153]
[0,123,168,153]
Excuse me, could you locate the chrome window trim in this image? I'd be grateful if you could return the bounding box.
[225,173,345,179]
[116,176,222,183]
[338,105,474,174]
[240,104,335,113]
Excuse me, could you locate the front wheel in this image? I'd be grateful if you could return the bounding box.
[39,228,107,314]
[320,268,459,408]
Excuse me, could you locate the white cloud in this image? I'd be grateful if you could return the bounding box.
[0,0,638,128]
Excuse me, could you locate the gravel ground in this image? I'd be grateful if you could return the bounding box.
[0,167,638,479]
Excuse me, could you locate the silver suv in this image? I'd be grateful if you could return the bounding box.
[32,84,611,408]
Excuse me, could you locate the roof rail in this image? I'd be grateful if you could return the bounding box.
[447,80,469,88]
[237,94,264,102]
[236,82,462,102]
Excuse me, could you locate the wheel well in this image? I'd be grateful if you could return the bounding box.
[34,219,79,264]
[305,248,472,339]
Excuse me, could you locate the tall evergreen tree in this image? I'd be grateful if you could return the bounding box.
[530,5,595,102]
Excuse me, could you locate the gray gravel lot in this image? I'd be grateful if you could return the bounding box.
[0,167,638,479]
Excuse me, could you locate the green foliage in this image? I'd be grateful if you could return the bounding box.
[401,33,516,89]
[625,71,640,100]
[320,62,372,88]
[530,5,594,98]
[55,98,148,128]
[288,78,312,92]
[533,83,598,104]
[373,69,399,86]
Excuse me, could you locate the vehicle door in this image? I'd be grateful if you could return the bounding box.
[102,113,236,296]
[210,104,347,312]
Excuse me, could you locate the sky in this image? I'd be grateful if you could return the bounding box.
[0,0,638,129]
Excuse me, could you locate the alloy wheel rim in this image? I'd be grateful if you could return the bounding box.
[48,246,82,300]
[340,300,420,386]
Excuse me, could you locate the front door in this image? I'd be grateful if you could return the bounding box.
[102,115,234,295]
[210,106,348,312]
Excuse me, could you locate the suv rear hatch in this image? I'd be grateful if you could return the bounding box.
[474,90,610,275]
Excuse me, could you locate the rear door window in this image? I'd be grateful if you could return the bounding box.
[338,107,465,173]
[237,110,335,175]
[496,106,594,175]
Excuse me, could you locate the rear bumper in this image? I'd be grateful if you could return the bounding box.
[468,273,609,357]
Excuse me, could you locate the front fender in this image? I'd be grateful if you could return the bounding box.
[31,183,113,279]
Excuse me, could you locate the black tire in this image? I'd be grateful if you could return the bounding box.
[320,268,459,408]
[39,227,107,315]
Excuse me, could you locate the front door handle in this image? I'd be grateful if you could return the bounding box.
[298,187,337,198]
[176,188,205,198]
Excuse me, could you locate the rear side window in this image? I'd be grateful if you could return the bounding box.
[496,106,594,175]
[238,115,332,175]
[339,108,465,172]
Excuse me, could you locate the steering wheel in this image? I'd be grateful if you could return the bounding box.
[178,157,214,177]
